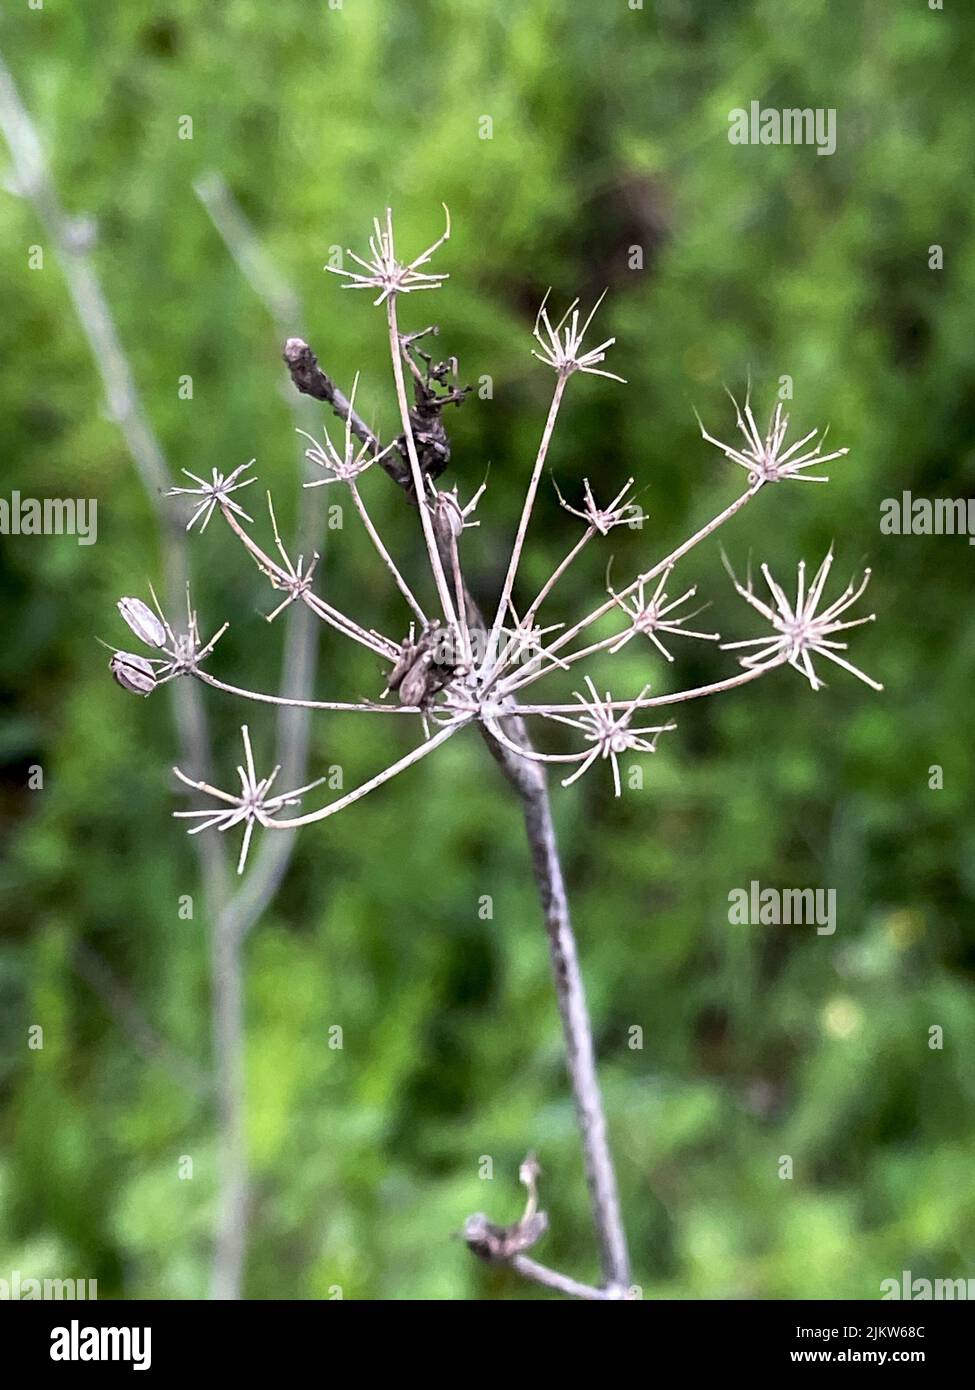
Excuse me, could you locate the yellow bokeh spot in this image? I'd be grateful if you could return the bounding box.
[884,909,925,950]
[822,996,863,1041]
[683,345,716,383]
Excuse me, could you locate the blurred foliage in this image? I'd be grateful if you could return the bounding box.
[0,0,973,1299]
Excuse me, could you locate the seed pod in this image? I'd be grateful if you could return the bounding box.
[110,651,156,696]
[398,651,432,707]
[386,642,415,694]
[433,489,464,539]
[117,596,167,649]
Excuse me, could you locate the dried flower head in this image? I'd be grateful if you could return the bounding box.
[325,205,451,306]
[173,725,328,874]
[532,290,626,383]
[299,372,397,488]
[495,603,567,672]
[554,476,642,535]
[721,548,881,691]
[553,678,676,796]
[110,585,227,689]
[261,495,320,622]
[120,205,881,833]
[697,394,848,485]
[166,460,257,531]
[607,567,720,660]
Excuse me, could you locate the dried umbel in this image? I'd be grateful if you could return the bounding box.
[553,475,642,536]
[107,584,227,692]
[172,725,327,876]
[532,289,626,383]
[697,392,849,485]
[721,547,881,691]
[299,372,399,488]
[166,460,256,532]
[102,202,884,1304]
[108,204,880,876]
[325,204,452,305]
[607,568,720,661]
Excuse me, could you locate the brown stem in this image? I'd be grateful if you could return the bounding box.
[480,716,631,1292]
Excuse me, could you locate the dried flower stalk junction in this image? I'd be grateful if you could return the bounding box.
[110,207,880,1299]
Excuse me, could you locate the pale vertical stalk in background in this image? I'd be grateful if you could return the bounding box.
[194,172,323,1299]
[0,61,320,1301]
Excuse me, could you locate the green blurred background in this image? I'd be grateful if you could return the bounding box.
[1,0,973,1299]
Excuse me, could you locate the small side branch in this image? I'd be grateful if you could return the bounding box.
[464,1153,631,1300]
[283,336,413,493]
[510,1256,628,1300]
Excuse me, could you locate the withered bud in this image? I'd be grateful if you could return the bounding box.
[463,1209,549,1262]
[463,1150,548,1262]
[111,651,156,697]
[117,596,167,649]
[432,489,464,539]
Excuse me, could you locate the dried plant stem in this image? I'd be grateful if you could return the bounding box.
[509,1255,626,1301]
[195,671,419,713]
[522,525,596,629]
[347,480,427,623]
[219,504,396,658]
[498,631,623,697]
[515,662,769,714]
[0,66,239,1302]
[208,920,246,1300]
[541,481,763,663]
[484,721,631,1292]
[0,102,327,1304]
[195,200,325,1299]
[488,376,568,655]
[0,56,220,833]
[448,531,475,665]
[530,795,630,1291]
[386,299,459,626]
[269,721,468,830]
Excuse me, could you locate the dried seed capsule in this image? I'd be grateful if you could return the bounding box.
[117,596,167,648]
[110,651,156,696]
[433,489,464,539]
